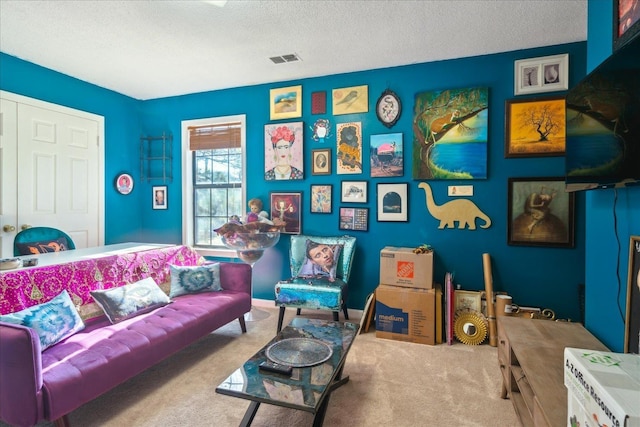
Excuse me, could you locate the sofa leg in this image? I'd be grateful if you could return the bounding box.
[238,315,247,333]
[343,303,349,320]
[296,308,302,316]
[53,415,70,427]
[333,311,339,321]
[277,307,286,333]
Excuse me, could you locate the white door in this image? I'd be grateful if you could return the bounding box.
[0,99,19,257]
[0,91,104,258]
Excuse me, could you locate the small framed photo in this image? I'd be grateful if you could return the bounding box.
[514,54,568,96]
[270,191,302,234]
[269,85,302,120]
[115,173,134,195]
[312,148,331,175]
[341,181,367,203]
[505,96,566,158]
[454,290,482,313]
[377,183,408,222]
[152,186,167,210]
[339,207,369,231]
[310,184,332,214]
[507,177,575,248]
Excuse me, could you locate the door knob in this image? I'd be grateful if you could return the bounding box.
[3,225,16,232]
[21,224,32,230]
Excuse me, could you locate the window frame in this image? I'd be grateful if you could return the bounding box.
[181,114,246,258]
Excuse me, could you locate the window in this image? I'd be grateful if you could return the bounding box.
[182,115,246,257]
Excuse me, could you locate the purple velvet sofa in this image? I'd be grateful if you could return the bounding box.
[0,262,252,427]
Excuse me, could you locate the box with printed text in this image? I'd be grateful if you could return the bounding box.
[375,284,435,345]
[564,347,640,427]
[379,246,433,289]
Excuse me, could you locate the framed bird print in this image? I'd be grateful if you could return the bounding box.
[332,85,368,115]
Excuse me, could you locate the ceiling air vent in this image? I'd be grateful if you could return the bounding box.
[270,53,301,64]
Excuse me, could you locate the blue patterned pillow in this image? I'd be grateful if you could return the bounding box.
[169,263,221,297]
[0,290,85,350]
[91,277,170,323]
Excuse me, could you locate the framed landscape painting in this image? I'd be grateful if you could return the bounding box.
[505,96,566,158]
[270,85,302,120]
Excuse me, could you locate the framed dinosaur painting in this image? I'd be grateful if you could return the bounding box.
[507,177,575,248]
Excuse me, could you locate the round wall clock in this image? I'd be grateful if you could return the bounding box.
[115,173,134,195]
[376,89,401,128]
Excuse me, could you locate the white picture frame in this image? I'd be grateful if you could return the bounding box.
[341,181,367,203]
[376,183,408,222]
[514,53,568,96]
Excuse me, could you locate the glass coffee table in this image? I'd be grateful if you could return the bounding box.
[216,318,359,427]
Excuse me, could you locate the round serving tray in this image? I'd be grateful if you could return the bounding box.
[265,337,333,368]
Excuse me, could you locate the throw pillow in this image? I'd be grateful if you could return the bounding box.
[169,263,222,298]
[296,240,343,280]
[91,277,170,324]
[0,289,85,350]
[16,237,69,255]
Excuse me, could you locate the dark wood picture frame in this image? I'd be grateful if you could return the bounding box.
[269,191,302,234]
[507,177,575,248]
[311,148,331,175]
[505,96,566,158]
[614,0,640,52]
[339,207,368,231]
[310,184,332,214]
[341,181,367,203]
[624,235,640,354]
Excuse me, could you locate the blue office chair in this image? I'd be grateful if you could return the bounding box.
[13,227,76,256]
[274,235,356,332]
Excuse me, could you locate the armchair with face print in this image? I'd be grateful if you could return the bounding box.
[274,235,356,332]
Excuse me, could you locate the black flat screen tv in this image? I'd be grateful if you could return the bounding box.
[565,34,640,192]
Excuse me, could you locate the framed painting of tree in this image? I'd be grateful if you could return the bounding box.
[505,96,566,158]
[412,87,488,180]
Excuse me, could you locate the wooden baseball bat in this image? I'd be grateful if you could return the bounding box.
[482,252,497,347]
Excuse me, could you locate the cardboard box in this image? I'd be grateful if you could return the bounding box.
[564,348,640,427]
[375,284,435,345]
[379,246,433,289]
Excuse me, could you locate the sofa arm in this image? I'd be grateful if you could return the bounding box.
[0,321,44,427]
[219,262,252,294]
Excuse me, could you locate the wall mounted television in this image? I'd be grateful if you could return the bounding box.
[565,34,640,192]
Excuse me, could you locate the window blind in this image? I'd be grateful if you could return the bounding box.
[188,122,241,150]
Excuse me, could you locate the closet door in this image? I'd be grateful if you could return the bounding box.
[0,92,104,258]
[0,99,18,257]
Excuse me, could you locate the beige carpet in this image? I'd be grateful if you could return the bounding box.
[9,302,520,427]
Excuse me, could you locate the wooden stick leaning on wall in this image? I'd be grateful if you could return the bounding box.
[482,253,497,347]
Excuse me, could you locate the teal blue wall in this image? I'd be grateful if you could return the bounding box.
[584,0,640,352]
[2,41,596,326]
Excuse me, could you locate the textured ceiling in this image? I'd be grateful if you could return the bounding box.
[0,0,587,100]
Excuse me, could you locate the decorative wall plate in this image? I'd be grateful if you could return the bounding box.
[115,173,134,195]
[375,89,401,128]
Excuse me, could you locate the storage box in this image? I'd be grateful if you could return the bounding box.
[375,284,435,345]
[564,348,640,427]
[379,246,433,289]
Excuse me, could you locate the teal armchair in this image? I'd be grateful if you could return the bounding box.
[274,235,356,332]
[13,227,75,256]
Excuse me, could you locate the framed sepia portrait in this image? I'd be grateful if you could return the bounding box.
[312,148,331,175]
[507,177,575,248]
[505,96,566,158]
[152,185,167,210]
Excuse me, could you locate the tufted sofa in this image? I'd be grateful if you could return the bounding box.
[0,261,252,427]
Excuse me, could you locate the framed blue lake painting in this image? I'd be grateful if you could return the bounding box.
[412,87,488,179]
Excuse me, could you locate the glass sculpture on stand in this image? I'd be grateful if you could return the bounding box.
[220,231,280,321]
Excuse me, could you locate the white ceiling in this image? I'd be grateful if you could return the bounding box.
[0,0,587,100]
